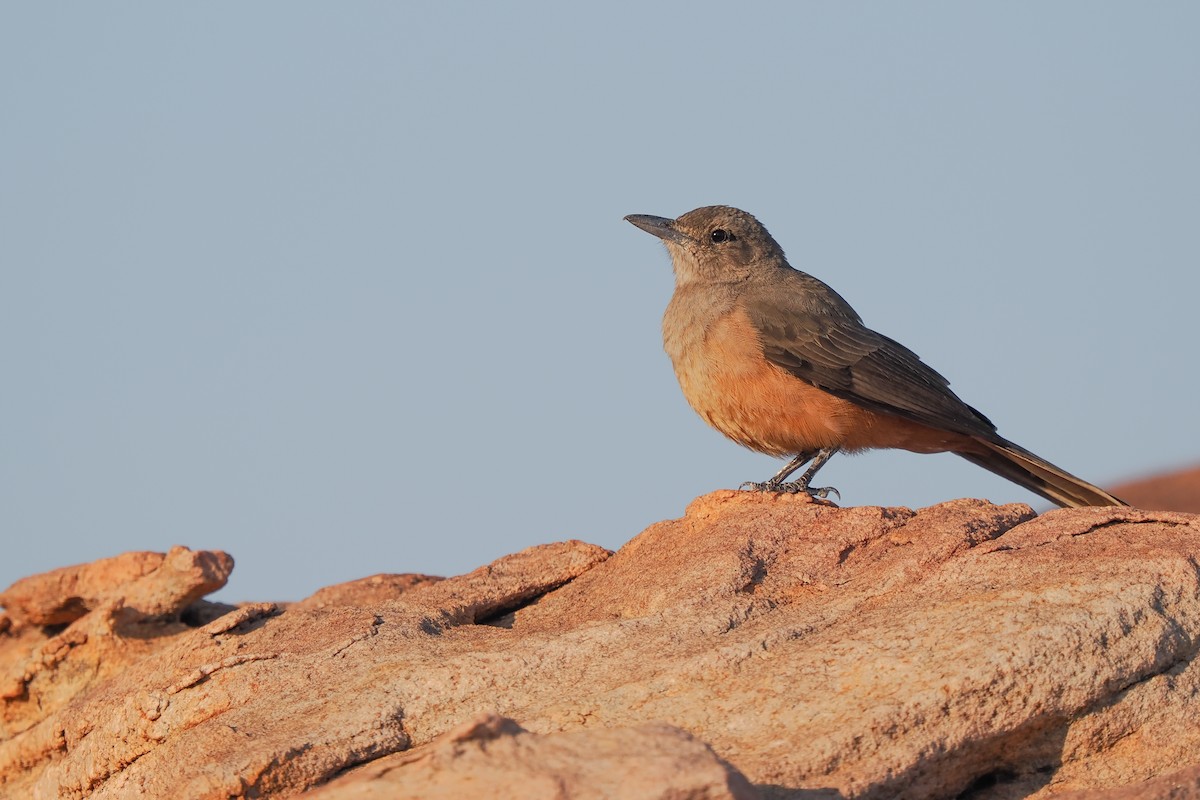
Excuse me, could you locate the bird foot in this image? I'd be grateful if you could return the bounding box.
[779,481,840,500]
[739,480,840,500]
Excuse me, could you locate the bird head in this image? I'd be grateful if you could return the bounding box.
[625,205,789,285]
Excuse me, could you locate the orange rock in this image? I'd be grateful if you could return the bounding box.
[295,573,444,610]
[1115,463,1200,513]
[0,546,236,742]
[305,713,757,799]
[0,546,232,627]
[2,496,1199,798]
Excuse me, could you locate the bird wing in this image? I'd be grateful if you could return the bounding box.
[743,284,998,439]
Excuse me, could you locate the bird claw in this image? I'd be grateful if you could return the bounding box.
[740,480,839,501]
[777,480,840,500]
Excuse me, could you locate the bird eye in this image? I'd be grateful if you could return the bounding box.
[710,229,733,243]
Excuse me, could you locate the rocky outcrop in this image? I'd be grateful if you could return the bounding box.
[0,548,232,627]
[2,489,1199,799]
[1116,463,1200,513]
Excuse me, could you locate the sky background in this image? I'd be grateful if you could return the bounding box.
[3,4,1197,602]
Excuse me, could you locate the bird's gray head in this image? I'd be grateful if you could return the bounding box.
[624,205,789,285]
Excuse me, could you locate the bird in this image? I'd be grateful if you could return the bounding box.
[624,205,1125,508]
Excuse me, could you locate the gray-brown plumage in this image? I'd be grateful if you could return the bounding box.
[625,204,1125,508]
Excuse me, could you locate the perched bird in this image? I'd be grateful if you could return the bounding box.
[625,205,1125,508]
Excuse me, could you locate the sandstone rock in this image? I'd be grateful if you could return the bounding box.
[1115,464,1200,513]
[1,493,1198,799]
[0,547,232,627]
[293,539,611,623]
[294,573,444,610]
[304,712,758,799]
[1056,763,1200,800]
[0,546,235,742]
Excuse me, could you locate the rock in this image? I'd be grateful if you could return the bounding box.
[0,547,232,627]
[305,712,758,799]
[295,573,444,610]
[1115,464,1200,513]
[293,539,611,625]
[0,546,235,742]
[1057,763,1200,800]
[1,493,1199,799]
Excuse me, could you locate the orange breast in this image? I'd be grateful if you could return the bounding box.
[670,306,974,458]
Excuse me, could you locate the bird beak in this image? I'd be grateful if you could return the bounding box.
[624,214,691,246]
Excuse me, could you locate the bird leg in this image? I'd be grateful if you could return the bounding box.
[740,450,815,492]
[743,447,841,499]
[780,447,840,498]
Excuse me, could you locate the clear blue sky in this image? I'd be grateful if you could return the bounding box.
[3,4,1197,602]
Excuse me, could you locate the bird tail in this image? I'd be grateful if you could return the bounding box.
[957,438,1127,508]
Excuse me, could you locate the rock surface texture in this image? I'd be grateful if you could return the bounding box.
[3,476,1200,799]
